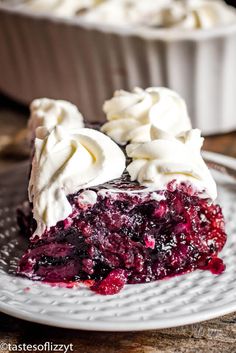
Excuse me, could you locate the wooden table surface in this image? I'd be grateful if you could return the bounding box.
[0,95,236,353]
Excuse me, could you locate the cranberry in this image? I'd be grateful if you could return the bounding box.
[91,269,127,295]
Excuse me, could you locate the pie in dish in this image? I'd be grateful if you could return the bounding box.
[17,91,226,295]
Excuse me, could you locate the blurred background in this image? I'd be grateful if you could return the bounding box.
[0,0,236,170]
[226,0,236,5]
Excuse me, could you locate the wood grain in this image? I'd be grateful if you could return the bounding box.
[0,96,236,353]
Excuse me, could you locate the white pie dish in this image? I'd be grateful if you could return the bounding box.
[0,4,236,134]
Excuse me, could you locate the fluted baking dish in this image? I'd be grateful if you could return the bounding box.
[0,3,236,134]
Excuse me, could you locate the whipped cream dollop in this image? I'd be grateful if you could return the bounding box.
[126,127,217,200]
[150,0,236,29]
[101,87,191,145]
[29,127,126,235]
[13,0,236,28]
[28,98,84,140]
[18,0,103,17]
[82,0,236,28]
[81,0,171,26]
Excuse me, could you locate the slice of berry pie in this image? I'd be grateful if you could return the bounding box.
[18,96,226,295]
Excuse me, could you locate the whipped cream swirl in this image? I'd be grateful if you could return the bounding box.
[126,127,217,200]
[29,127,126,235]
[101,87,191,145]
[85,0,236,28]
[13,0,236,28]
[82,0,171,26]
[19,0,103,17]
[28,98,84,140]
[151,0,236,29]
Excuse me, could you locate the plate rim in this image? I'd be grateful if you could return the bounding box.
[1,299,236,332]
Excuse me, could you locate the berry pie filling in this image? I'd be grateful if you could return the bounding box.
[17,94,227,295]
[19,181,226,295]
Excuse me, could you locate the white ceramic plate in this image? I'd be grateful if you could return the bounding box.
[0,151,236,331]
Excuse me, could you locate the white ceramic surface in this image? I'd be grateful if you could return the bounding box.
[0,151,236,331]
[0,4,236,134]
